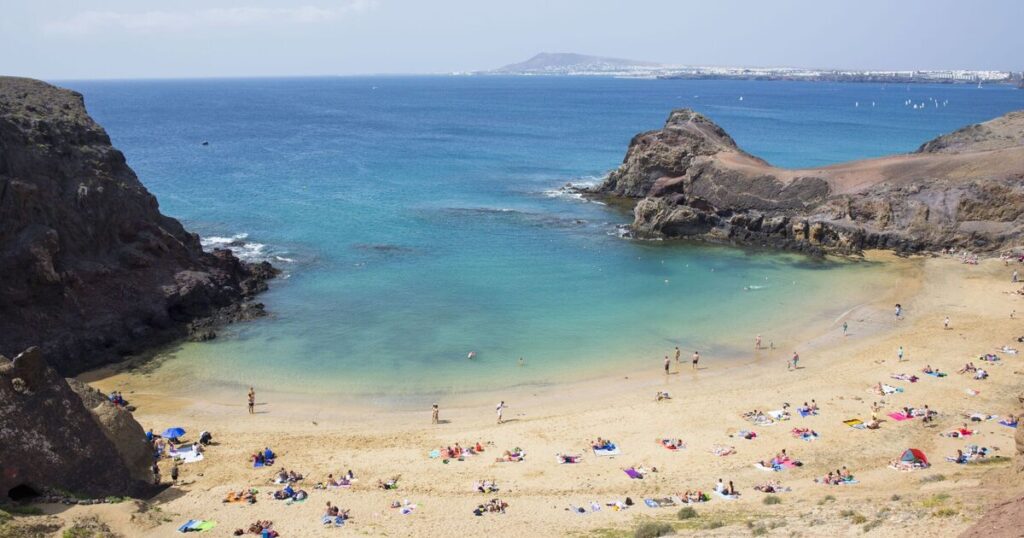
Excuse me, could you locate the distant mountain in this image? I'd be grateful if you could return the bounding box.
[491,52,664,74]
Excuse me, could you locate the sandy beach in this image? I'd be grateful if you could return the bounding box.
[36,253,1024,537]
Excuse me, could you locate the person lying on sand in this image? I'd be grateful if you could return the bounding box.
[958,362,977,374]
[473,480,499,493]
[753,480,786,493]
[655,391,671,401]
[679,490,708,503]
[557,453,582,464]
[238,520,276,536]
[496,448,525,462]
[377,476,400,490]
[473,498,508,515]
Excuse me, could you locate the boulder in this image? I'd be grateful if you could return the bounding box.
[0,348,154,499]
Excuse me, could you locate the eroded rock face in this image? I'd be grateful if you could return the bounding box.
[596,108,1024,255]
[0,77,276,375]
[0,348,153,499]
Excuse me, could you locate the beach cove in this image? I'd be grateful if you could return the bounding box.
[67,253,1023,537]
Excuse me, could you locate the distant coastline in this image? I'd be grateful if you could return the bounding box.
[483,52,1023,85]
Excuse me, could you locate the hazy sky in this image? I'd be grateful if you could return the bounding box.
[2,0,1022,79]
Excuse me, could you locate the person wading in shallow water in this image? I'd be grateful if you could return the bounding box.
[248,387,255,415]
[664,356,670,375]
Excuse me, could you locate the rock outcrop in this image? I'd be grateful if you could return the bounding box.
[596,108,1024,254]
[0,77,277,375]
[0,347,154,499]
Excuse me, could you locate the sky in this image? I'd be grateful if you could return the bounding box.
[1,0,1022,80]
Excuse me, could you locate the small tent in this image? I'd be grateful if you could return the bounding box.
[900,448,928,465]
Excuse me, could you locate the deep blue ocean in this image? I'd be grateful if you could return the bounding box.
[61,76,1024,397]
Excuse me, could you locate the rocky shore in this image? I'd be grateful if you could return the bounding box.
[594,108,1024,255]
[0,77,277,376]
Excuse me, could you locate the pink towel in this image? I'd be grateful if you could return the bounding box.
[887,412,911,421]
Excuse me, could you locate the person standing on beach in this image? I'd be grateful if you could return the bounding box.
[247,387,255,414]
[895,304,902,319]
[431,404,439,425]
[944,316,950,330]
[496,401,506,424]
[842,322,848,336]
[664,356,671,375]
[755,335,762,350]
[1013,269,1019,283]
[692,351,700,370]
[897,346,905,362]
[789,351,799,370]
[674,346,681,364]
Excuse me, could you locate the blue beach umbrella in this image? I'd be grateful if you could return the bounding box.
[162,427,186,439]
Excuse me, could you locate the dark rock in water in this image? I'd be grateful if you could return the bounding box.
[0,347,155,498]
[595,108,1024,255]
[0,77,279,375]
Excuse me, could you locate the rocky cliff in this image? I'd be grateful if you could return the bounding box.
[0,77,276,375]
[596,108,1024,254]
[0,347,154,499]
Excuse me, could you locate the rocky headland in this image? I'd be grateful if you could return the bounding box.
[0,77,277,376]
[595,108,1024,255]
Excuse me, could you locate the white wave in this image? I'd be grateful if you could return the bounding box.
[200,232,295,264]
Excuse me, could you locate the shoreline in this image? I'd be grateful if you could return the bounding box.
[79,251,919,418]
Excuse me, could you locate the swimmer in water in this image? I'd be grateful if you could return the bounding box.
[468,351,476,360]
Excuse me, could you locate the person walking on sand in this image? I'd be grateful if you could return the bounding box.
[247,387,255,414]
[431,403,439,425]
[897,346,905,362]
[674,346,681,364]
[842,321,848,336]
[664,356,671,375]
[944,316,950,330]
[692,351,700,370]
[789,351,800,370]
[1013,269,1019,283]
[755,335,762,350]
[895,304,902,319]
[496,401,506,424]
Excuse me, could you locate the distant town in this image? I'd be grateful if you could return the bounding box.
[481,53,1023,86]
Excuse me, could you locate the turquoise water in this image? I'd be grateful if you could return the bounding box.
[62,77,1024,396]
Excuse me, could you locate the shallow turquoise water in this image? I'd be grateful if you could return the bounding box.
[61,77,1024,396]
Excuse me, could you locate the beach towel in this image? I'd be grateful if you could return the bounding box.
[798,409,817,417]
[568,504,588,514]
[798,432,819,441]
[428,449,440,459]
[881,384,903,394]
[999,420,1018,428]
[767,410,790,421]
[321,516,345,526]
[754,462,779,472]
[843,419,866,429]
[624,468,643,479]
[887,412,912,421]
[714,490,738,500]
[178,520,215,533]
[644,498,676,508]
[253,461,265,469]
[171,447,204,464]
[925,371,947,378]
[593,446,620,457]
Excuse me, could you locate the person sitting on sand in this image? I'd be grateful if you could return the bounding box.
[655,391,671,401]
[974,368,989,380]
[958,362,977,374]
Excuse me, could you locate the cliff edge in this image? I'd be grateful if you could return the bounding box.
[0,77,276,375]
[597,108,1024,254]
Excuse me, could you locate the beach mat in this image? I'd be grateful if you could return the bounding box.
[593,447,620,457]
[843,419,866,429]
[887,412,912,421]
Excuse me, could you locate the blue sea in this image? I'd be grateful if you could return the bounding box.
[62,76,1024,398]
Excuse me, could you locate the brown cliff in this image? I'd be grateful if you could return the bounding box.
[0,77,276,375]
[597,108,1024,254]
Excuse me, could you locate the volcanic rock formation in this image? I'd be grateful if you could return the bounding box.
[596,109,1024,254]
[0,347,154,499]
[0,77,276,375]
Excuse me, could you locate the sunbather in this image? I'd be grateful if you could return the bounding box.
[377,476,400,490]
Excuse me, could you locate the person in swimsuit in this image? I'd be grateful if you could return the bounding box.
[248,387,255,414]
[692,351,700,369]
